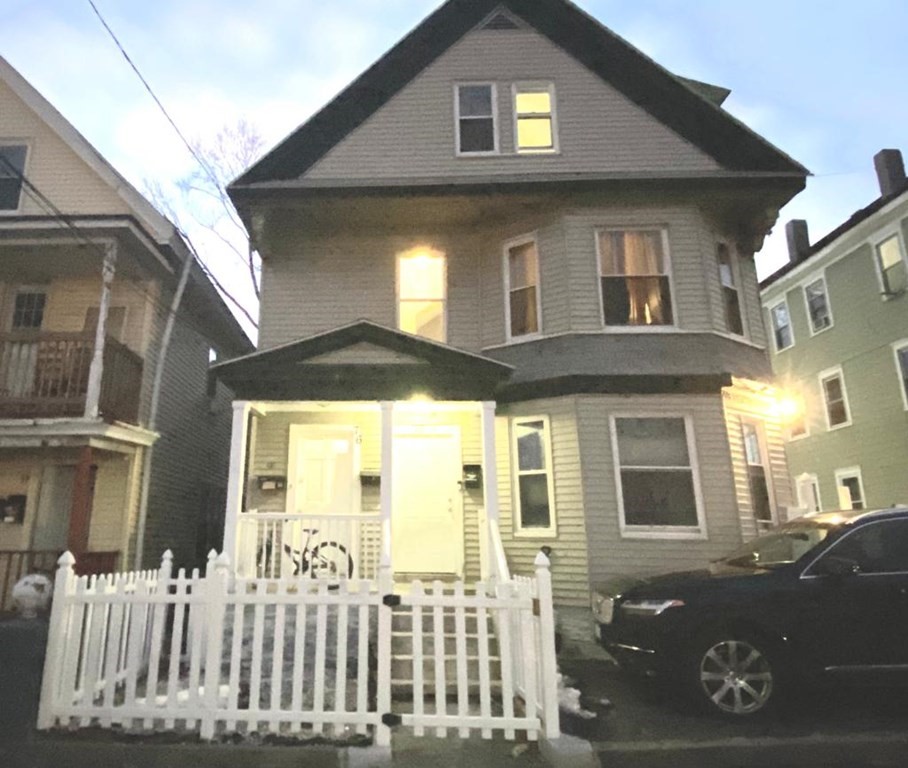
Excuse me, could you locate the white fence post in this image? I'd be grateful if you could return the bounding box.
[37,551,76,729]
[375,553,393,747]
[534,552,560,739]
[200,551,229,740]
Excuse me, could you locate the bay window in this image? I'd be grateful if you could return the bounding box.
[598,229,674,327]
[504,236,540,339]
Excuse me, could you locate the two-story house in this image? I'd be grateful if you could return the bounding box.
[213,0,808,639]
[761,149,908,514]
[0,55,252,603]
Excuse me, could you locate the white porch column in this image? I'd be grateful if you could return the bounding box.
[84,241,117,419]
[379,401,394,566]
[481,401,500,523]
[223,401,251,566]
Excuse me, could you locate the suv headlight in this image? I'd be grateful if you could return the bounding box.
[619,599,686,617]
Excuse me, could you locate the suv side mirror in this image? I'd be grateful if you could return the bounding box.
[813,555,861,578]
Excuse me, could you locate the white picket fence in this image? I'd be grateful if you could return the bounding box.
[37,548,560,744]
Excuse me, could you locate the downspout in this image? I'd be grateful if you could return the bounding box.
[133,245,194,567]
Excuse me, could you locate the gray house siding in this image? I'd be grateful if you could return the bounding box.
[303,26,720,183]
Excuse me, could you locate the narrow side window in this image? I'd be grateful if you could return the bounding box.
[505,237,540,339]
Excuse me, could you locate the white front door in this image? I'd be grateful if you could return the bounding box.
[287,425,360,516]
[392,427,463,575]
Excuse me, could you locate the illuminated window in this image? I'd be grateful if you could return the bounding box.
[598,229,673,327]
[875,234,907,295]
[716,242,743,335]
[398,251,446,342]
[0,144,27,211]
[505,236,540,338]
[456,84,497,155]
[514,84,556,153]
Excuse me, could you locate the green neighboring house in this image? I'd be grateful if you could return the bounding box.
[761,149,908,514]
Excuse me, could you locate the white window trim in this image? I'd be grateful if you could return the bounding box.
[609,413,708,540]
[893,339,908,411]
[795,472,822,514]
[395,250,448,343]
[716,239,748,339]
[0,141,31,216]
[595,227,679,332]
[818,365,852,431]
[834,466,865,511]
[454,83,499,158]
[768,299,795,352]
[511,81,559,155]
[741,418,778,526]
[871,225,908,298]
[802,273,834,336]
[511,415,557,538]
[503,233,543,343]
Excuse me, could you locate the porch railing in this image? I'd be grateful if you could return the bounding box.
[0,548,120,613]
[0,332,143,423]
[236,511,383,581]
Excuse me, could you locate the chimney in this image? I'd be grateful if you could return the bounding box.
[874,149,906,197]
[785,219,810,264]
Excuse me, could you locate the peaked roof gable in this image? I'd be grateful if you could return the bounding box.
[234,0,805,188]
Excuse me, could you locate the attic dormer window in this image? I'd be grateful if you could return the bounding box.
[456,84,497,155]
[0,144,27,211]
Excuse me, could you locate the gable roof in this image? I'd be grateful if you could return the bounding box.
[760,180,908,289]
[0,55,252,357]
[233,0,806,188]
[210,320,514,401]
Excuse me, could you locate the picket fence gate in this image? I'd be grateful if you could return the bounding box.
[37,550,560,744]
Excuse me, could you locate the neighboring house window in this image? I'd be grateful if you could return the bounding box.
[11,290,46,330]
[398,251,446,342]
[742,421,774,528]
[769,301,793,351]
[894,340,908,410]
[512,417,556,535]
[504,236,541,339]
[795,473,822,514]
[716,242,743,335]
[0,144,27,211]
[611,416,704,537]
[875,234,907,295]
[598,229,673,327]
[835,467,865,511]
[513,84,556,153]
[804,276,832,333]
[819,367,851,429]
[456,84,497,155]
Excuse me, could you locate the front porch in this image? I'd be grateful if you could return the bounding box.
[224,399,501,585]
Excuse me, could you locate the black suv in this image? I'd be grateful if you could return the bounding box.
[592,507,908,717]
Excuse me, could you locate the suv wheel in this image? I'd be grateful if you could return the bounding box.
[692,636,777,717]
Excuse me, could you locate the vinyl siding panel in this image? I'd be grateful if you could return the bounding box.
[304,27,720,182]
[0,79,131,216]
[577,393,744,584]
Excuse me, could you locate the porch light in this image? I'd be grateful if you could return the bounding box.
[771,394,802,423]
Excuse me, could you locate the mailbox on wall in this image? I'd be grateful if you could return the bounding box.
[462,465,483,490]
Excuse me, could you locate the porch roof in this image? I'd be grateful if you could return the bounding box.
[210,320,514,401]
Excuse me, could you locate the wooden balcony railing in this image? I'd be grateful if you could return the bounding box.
[0,332,143,423]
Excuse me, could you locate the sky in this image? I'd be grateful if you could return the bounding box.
[1,0,907,338]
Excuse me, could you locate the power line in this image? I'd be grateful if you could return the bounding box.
[86,0,261,290]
